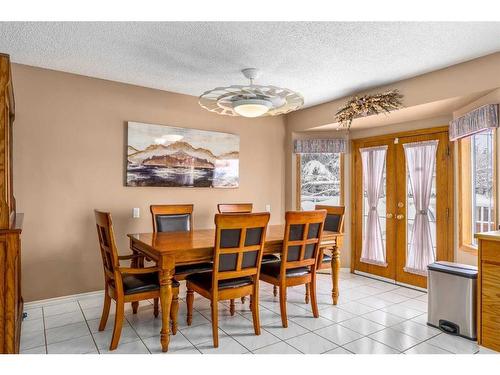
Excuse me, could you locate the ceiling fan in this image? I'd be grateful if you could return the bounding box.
[199,68,304,118]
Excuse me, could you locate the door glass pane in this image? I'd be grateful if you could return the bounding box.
[406,159,437,257]
[300,153,341,210]
[363,164,387,250]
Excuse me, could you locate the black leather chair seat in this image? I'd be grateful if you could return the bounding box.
[122,273,179,295]
[175,262,213,276]
[322,254,332,263]
[186,271,253,291]
[260,261,310,278]
[262,254,280,263]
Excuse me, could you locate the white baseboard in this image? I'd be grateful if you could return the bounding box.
[25,289,105,309]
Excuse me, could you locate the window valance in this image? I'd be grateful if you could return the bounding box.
[449,104,499,141]
[293,139,346,154]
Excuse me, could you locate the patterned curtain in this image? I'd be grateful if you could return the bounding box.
[293,139,346,154]
[449,104,499,141]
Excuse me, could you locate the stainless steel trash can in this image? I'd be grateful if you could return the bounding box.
[427,261,478,340]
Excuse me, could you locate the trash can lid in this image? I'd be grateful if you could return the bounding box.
[427,261,478,279]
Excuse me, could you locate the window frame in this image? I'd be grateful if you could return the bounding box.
[458,129,497,253]
[295,153,345,210]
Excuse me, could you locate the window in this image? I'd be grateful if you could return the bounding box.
[459,129,496,250]
[297,153,343,210]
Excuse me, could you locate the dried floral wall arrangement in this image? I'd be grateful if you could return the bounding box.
[335,89,403,130]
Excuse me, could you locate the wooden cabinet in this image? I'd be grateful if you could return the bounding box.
[476,231,500,352]
[0,53,23,354]
[0,214,23,354]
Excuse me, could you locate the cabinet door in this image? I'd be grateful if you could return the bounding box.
[481,262,500,351]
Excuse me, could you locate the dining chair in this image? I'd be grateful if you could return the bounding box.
[94,210,180,350]
[303,205,345,303]
[217,203,280,303]
[259,210,327,328]
[314,205,345,268]
[150,204,213,282]
[186,212,271,347]
[217,203,253,214]
[303,205,345,304]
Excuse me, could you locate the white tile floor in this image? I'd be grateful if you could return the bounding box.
[20,269,497,355]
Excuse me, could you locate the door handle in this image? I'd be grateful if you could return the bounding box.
[396,214,405,220]
[386,213,394,219]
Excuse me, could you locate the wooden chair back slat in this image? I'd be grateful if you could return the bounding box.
[281,210,327,273]
[150,204,194,233]
[94,210,119,280]
[217,203,253,214]
[213,213,270,283]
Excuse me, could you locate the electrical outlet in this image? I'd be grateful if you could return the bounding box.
[265,204,271,212]
[133,207,140,218]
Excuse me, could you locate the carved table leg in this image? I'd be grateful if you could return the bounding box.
[159,258,174,352]
[331,245,340,305]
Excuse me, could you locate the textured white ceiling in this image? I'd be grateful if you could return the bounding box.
[1,22,500,107]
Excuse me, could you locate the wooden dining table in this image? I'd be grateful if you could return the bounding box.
[128,224,343,352]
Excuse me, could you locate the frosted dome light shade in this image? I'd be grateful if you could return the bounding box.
[232,99,272,118]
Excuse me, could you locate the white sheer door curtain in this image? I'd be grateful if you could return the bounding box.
[360,146,388,267]
[404,140,438,276]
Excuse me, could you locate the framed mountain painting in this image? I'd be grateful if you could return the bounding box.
[126,122,239,188]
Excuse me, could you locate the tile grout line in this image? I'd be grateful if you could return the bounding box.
[41,306,48,354]
[247,336,289,354]
[193,291,322,353]
[164,299,224,354]
[190,295,284,353]
[123,300,204,353]
[242,291,346,353]
[123,311,153,354]
[281,331,335,354]
[77,300,101,354]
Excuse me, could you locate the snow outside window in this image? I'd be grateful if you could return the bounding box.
[299,153,341,211]
[471,129,495,246]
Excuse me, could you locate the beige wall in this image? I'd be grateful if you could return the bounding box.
[12,64,286,302]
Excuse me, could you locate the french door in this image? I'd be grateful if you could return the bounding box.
[352,127,454,289]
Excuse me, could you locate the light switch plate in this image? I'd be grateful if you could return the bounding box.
[265,204,271,212]
[133,207,140,218]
